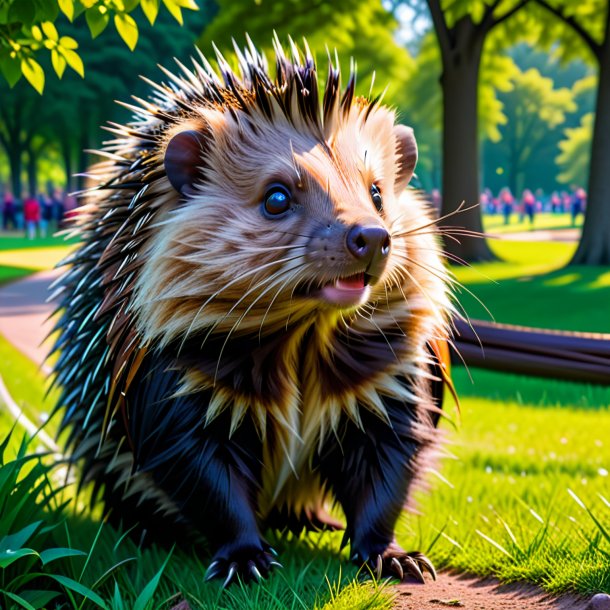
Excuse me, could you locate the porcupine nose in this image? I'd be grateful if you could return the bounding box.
[346,224,391,268]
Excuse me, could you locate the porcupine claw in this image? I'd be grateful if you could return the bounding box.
[403,555,425,584]
[205,560,222,581]
[409,551,437,581]
[248,561,263,582]
[391,557,404,580]
[222,562,238,588]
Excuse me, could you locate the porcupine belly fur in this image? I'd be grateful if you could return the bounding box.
[50,36,455,583]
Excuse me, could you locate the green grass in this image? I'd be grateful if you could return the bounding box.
[1,237,609,606]
[483,212,582,235]
[453,239,610,332]
[0,232,78,251]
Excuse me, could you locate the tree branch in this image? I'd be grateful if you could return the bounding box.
[427,0,453,58]
[484,0,530,33]
[534,0,602,59]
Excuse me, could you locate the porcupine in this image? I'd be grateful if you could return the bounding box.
[50,37,455,586]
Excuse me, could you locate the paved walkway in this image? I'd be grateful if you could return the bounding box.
[0,269,61,371]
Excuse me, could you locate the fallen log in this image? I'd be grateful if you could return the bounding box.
[453,319,610,385]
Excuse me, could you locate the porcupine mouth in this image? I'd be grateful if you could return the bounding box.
[313,271,372,308]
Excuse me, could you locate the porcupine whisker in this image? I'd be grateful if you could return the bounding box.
[389,201,478,235]
[392,254,484,357]
[258,266,310,342]
[177,254,303,353]
[198,259,305,352]
[212,265,308,385]
[391,260,445,322]
[392,250,492,323]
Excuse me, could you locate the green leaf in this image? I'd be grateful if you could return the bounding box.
[114,12,139,50]
[30,25,43,42]
[47,575,108,610]
[0,547,40,568]
[123,0,141,11]
[18,589,61,609]
[85,7,110,38]
[162,0,183,25]
[41,21,58,41]
[0,53,22,87]
[58,0,75,21]
[141,0,160,24]
[0,591,36,610]
[59,35,78,49]
[133,552,172,610]
[39,547,86,565]
[60,48,84,77]
[8,0,36,25]
[51,49,66,78]
[20,57,45,93]
[0,521,43,552]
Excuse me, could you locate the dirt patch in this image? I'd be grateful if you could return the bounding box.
[393,572,589,609]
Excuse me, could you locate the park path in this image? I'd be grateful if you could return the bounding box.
[0,268,61,373]
[0,271,597,610]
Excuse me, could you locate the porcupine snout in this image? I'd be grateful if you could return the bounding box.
[345,224,391,280]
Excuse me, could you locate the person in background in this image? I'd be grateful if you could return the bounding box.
[550,191,562,214]
[561,190,572,215]
[39,192,54,237]
[521,189,536,226]
[51,188,65,229]
[572,187,586,226]
[500,187,514,225]
[2,188,16,231]
[23,193,40,240]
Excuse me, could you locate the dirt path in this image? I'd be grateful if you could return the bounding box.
[496,228,580,242]
[394,573,590,609]
[0,271,604,610]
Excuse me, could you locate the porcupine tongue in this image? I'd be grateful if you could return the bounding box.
[335,272,365,290]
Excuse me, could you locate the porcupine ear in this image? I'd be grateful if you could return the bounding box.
[164,130,209,195]
[393,125,418,195]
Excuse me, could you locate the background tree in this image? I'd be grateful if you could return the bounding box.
[0,0,198,93]
[198,0,416,110]
[495,66,576,195]
[421,0,530,262]
[0,4,210,198]
[534,0,610,264]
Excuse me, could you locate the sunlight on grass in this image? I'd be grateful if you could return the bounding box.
[452,240,610,332]
[0,246,73,272]
[483,212,582,235]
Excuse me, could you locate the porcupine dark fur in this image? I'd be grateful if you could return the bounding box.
[49,36,455,585]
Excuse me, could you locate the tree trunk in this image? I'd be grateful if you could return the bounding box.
[439,21,496,262]
[61,137,73,192]
[8,147,22,201]
[26,146,37,197]
[570,34,610,265]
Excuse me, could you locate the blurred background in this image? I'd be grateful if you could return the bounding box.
[0,1,608,609]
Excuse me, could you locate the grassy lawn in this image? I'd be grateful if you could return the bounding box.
[0,238,609,607]
[0,233,76,285]
[483,212,583,235]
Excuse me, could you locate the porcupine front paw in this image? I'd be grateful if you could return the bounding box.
[352,540,436,583]
[205,543,283,587]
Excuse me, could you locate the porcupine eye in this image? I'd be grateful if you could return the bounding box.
[263,184,291,217]
[370,184,383,212]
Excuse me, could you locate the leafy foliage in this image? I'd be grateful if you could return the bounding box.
[556,112,594,186]
[0,0,199,92]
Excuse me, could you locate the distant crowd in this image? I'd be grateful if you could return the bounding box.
[481,186,586,226]
[1,187,79,239]
[428,186,587,227]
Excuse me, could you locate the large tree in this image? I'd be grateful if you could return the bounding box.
[424,0,531,261]
[534,0,610,265]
